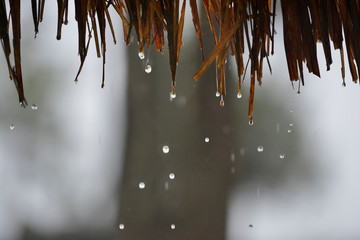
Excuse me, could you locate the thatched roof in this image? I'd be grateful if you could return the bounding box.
[1,0,359,120]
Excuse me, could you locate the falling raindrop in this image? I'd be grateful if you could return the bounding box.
[257,146,264,152]
[138,51,145,59]
[290,109,293,113]
[215,91,220,97]
[204,137,210,143]
[230,152,235,162]
[171,224,176,230]
[276,123,280,133]
[231,167,236,174]
[169,173,175,179]
[138,182,145,189]
[176,96,187,106]
[164,181,169,190]
[31,104,38,110]
[119,224,125,230]
[289,122,294,127]
[279,153,285,159]
[240,148,245,156]
[10,124,15,130]
[145,65,152,73]
[237,92,242,98]
[287,129,292,133]
[162,145,169,154]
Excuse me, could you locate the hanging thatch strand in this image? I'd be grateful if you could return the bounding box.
[193,0,274,122]
[1,0,27,106]
[1,1,360,120]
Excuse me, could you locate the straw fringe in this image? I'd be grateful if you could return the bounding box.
[1,0,360,118]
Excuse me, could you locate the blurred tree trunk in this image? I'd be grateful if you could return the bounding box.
[118,8,240,239]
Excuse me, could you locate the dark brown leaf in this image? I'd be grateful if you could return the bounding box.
[189,0,204,60]
[10,0,27,106]
[193,20,240,81]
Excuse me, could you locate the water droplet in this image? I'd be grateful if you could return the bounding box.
[170,92,176,99]
[230,152,235,162]
[248,224,253,228]
[138,182,145,189]
[169,173,175,179]
[164,181,169,190]
[240,148,245,156]
[215,91,220,97]
[257,146,264,152]
[10,124,15,130]
[31,104,38,110]
[220,96,224,107]
[276,123,280,133]
[290,109,293,113]
[205,137,210,143]
[138,51,145,59]
[342,82,346,87]
[289,122,294,127]
[119,224,125,230]
[162,145,169,154]
[237,92,242,98]
[178,96,187,106]
[279,153,285,159]
[171,224,176,230]
[74,78,79,84]
[249,116,254,126]
[231,167,236,174]
[287,129,292,133]
[145,65,152,73]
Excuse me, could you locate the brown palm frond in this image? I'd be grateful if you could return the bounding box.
[9,0,27,107]
[2,1,360,120]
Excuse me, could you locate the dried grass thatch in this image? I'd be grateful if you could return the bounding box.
[1,1,360,120]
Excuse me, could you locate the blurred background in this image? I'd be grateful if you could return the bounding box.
[1,2,360,240]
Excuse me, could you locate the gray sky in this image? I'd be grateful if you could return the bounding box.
[1,2,360,240]
[0,4,127,239]
[227,8,360,240]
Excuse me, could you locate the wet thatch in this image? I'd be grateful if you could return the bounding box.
[1,1,360,120]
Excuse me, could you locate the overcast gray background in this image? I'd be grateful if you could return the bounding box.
[0,2,360,240]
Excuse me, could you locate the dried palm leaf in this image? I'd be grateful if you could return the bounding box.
[1,0,360,121]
